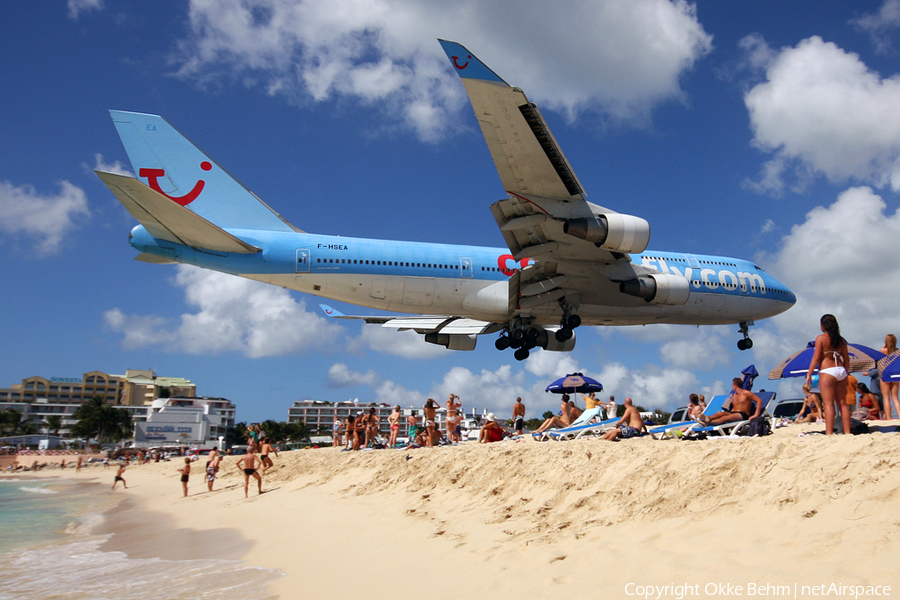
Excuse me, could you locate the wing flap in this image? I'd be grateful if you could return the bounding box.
[97,170,259,254]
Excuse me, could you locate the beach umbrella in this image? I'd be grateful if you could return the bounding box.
[768,342,884,379]
[740,364,759,390]
[878,350,900,382]
[545,373,603,394]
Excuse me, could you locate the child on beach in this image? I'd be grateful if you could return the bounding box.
[111,464,127,491]
[177,458,191,498]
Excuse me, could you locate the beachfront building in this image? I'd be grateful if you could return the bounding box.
[287,400,450,436]
[0,369,199,437]
[132,397,236,449]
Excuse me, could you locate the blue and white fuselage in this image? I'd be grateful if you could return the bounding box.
[129,225,794,327]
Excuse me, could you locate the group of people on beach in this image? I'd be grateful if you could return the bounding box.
[334,394,470,451]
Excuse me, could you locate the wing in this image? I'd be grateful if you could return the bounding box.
[439,40,655,313]
[319,305,497,335]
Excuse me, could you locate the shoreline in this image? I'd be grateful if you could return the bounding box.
[6,423,900,598]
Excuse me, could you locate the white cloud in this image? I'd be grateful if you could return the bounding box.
[743,35,900,193]
[523,350,580,378]
[852,0,900,54]
[327,363,381,388]
[88,153,133,177]
[760,218,776,234]
[0,180,90,254]
[105,265,341,357]
[372,379,426,408]
[67,0,103,20]
[753,186,900,370]
[175,0,712,140]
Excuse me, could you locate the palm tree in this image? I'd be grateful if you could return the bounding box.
[43,415,63,437]
[70,396,133,444]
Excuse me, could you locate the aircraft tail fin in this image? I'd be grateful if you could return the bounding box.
[108,110,300,233]
[96,170,260,254]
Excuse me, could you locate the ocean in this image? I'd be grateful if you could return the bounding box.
[0,477,282,599]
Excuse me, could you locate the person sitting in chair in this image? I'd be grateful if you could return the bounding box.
[695,378,762,426]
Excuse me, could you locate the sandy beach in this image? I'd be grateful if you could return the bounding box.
[7,423,900,599]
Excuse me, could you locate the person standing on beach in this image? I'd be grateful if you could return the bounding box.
[512,397,526,435]
[236,447,263,498]
[206,449,222,492]
[388,405,401,448]
[880,334,899,419]
[806,314,851,435]
[111,464,127,490]
[259,437,277,475]
[332,417,343,448]
[602,395,617,420]
[365,408,379,448]
[423,399,440,448]
[76,456,82,473]
[446,394,462,443]
[177,458,191,498]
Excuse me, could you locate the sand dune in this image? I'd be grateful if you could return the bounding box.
[13,423,900,598]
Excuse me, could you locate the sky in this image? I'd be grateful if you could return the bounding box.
[3,0,900,424]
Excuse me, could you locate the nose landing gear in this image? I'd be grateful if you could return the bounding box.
[737,321,754,351]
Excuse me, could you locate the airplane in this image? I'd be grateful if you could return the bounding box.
[96,39,795,361]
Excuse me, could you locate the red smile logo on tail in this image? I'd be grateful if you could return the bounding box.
[451,55,471,70]
[139,161,212,206]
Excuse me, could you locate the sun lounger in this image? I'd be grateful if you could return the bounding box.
[544,416,620,441]
[649,394,729,439]
[531,407,605,441]
[688,392,776,438]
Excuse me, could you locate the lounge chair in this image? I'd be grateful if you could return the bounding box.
[648,394,729,439]
[689,392,776,438]
[531,406,605,441]
[544,415,621,441]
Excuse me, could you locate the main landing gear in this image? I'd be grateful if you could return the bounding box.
[494,314,582,361]
[737,320,754,351]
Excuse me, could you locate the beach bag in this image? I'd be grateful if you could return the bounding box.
[850,420,869,435]
[746,417,771,437]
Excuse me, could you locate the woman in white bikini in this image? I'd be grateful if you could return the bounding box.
[879,334,899,420]
[806,314,851,435]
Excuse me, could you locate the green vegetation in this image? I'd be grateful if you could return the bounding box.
[69,396,133,443]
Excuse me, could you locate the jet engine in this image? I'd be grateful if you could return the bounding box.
[619,273,690,305]
[564,213,650,254]
[424,333,477,351]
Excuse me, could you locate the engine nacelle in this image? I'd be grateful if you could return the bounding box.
[619,273,690,305]
[463,281,510,321]
[563,213,650,254]
[424,333,477,351]
[542,328,576,352]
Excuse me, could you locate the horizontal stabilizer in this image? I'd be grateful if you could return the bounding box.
[135,252,177,264]
[97,170,259,254]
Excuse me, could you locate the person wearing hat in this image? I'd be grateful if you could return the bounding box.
[478,413,504,443]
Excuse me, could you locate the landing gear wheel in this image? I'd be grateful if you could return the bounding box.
[495,336,510,351]
[511,329,526,345]
[737,338,753,351]
[514,347,530,361]
[555,328,573,342]
[565,314,581,329]
[526,327,540,341]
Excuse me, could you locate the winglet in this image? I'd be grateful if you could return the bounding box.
[319,304,345,318]
[438,39,507,84]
